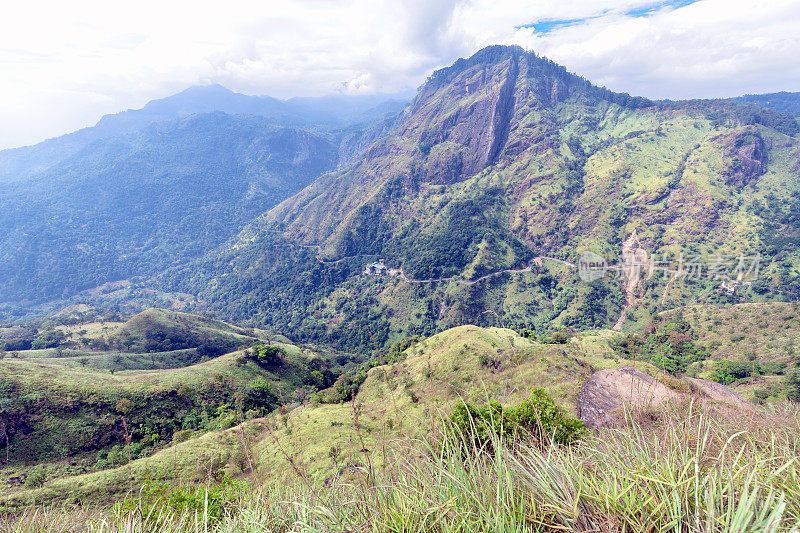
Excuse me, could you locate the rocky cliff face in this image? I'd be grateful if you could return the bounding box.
[718,129,768,188]
[397,46,649,185]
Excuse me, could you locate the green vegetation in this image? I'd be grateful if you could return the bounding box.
[4,318,800,530]
[4,397,800,531]
[0,308,356,493]
[449,389,585,449]
[0,114,338,303]
[611,318,710,373]
[3,46,800,531]
[731,91,800,116]
[151,47,800,353]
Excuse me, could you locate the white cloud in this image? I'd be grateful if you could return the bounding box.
[0,0,799,149]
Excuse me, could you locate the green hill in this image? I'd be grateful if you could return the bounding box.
[0,309,357,497]
[6,310,800,520]
[0,324,599,509]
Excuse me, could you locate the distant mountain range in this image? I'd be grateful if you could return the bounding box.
[2,47,799,352]
[0,84,409,184]
[0,86,408,303]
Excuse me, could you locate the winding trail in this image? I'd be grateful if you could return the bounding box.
[395,256,575,286]
[282,237,786,329]
[292,241,576,284]
[289,240,577,283]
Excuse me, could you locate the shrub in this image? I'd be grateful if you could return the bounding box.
[383,336,421,363]
[333,369,368,401]
[172,429,192,443]
[448,388,585,450]
[752,389,769,405]
[115,477,247,526]
[710,360,755,385]
[785,371,800,402]
[542,330,573,344]
[24,465,47,488]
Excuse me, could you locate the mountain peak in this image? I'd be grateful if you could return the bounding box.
[393,46,653,181]
[420,45,650,109]
[176,83,237,97]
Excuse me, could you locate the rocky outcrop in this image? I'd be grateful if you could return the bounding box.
[687,377,750,408]
[577,366,750,428]
[718,130,767,189]
[401,50,520,180]
[577,367,679,428]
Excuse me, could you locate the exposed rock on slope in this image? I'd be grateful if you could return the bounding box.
[577,366,750,428]
[577,367,679,427]
[687,377,750,409]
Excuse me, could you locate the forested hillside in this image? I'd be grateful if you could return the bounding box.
[163,46,800,352]
[0,85,408,307]
[0,113,341,302]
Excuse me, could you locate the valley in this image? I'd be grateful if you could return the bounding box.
[150,46,800,354]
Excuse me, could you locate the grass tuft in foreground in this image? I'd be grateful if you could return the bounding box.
[3,401,800,532]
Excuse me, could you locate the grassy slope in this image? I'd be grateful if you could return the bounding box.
[5,302,798,509]
[252,326,594,478]
[0,420,267,511]
[0,309,350,493]
[12,308,274,371]
[102,308,263,350]
[663,302,800,398]
[0,324,644,509]
[0,349,257,466]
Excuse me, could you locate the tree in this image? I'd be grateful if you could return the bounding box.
[247,345,284,367]
[241,378,277,411]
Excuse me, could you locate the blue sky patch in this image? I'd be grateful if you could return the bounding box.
[517,0,704,34]
[517,18,591,34]
[625,0,703,18]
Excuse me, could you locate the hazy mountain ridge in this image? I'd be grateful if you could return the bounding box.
[0,87,410,304]
[730,91,800,117]
[0,85,409,185]
[0,113,339,302]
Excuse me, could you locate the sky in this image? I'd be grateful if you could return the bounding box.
[2,0,800,149]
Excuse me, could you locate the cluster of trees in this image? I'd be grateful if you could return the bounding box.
[388,194,532,281]
[243,345,285,367]
[611,320,710,374]
[164,242,395,354]
[109,313,250,356]
[709,359,788,386]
